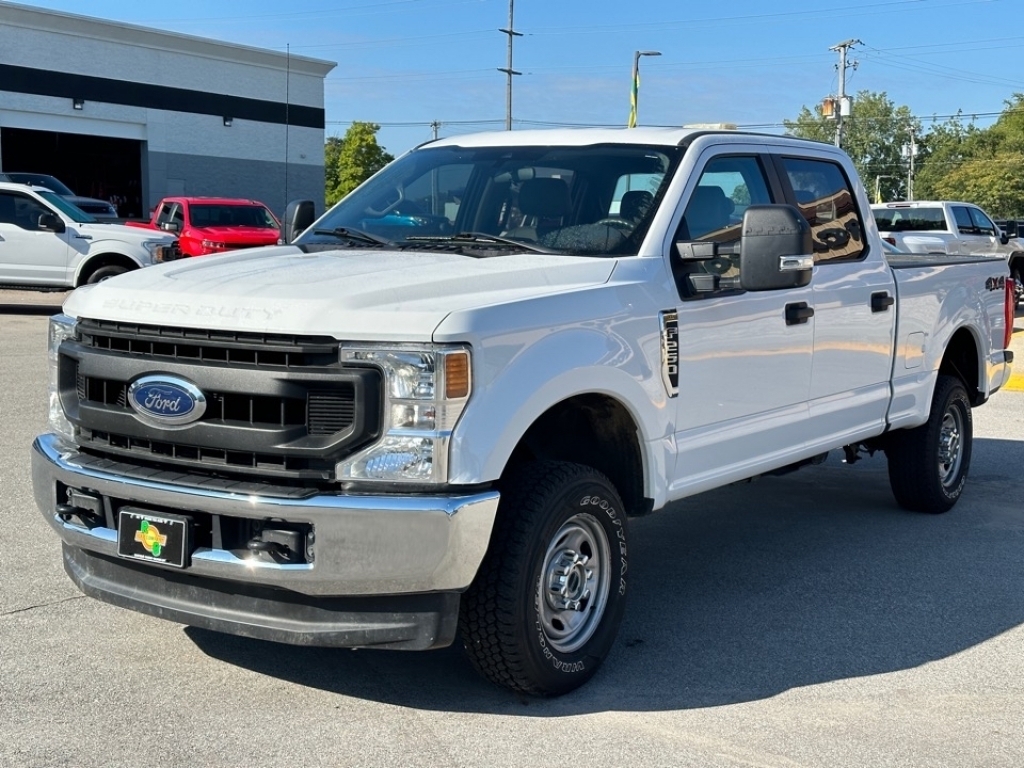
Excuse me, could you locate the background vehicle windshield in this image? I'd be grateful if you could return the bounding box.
[191,204,278,228]
[5,173,75,197]
[36,190,96,223]
[298,143,683,255]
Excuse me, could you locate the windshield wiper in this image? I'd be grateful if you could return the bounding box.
[403,232,555,254]
[312,227,393,247]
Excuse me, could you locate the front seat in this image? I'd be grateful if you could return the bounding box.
[682,186,734,239]
[505,178,572,240]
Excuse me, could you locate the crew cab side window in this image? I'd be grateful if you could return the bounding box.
[780,157,865,263]
[968,206,997,236]
[0,192,51,231]
[671,154,773,299]
[952,206,976,234]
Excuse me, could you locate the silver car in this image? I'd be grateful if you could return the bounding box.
[0,172,118,218]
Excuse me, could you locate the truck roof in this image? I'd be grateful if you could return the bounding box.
[161,197,270,206]
[425,126,828,150]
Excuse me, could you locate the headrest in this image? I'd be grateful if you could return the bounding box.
[620,190,654,221]
[518,178,571,218]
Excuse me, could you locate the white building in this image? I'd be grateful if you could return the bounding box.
[0,3,335,218]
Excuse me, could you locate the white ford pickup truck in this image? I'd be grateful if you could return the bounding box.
[33,129,1014,696]
[871,200,1024,304]
[0,181,180,288]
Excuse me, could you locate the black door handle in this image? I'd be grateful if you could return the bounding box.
[785,302,814,325]
[871,292,895,312]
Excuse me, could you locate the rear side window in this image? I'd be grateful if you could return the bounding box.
[952,206,976,234]
[781,157,865,263]
[873,207,947,232]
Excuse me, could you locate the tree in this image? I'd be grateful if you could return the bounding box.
[785,91,919,203]
[324,122,394,206]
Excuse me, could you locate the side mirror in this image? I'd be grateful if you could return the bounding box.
[38,212,66,233]
[739,205,813,291]
[160,221,181,233]
[1000,230,1010,245]
[282,199,316,244]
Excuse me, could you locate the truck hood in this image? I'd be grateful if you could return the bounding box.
[62,245,618,341]
[75,221,178,245]
[190,226,281,244]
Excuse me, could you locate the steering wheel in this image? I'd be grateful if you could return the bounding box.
[594,217,634,230]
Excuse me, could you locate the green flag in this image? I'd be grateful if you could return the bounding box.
[628,69,639,128]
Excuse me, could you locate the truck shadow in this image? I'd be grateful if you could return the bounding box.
[186,436,1024,715]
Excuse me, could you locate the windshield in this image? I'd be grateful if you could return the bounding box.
[297,143,683,256]
[6,173,75,196]
[191,204,279,229]
[36,190,97,223]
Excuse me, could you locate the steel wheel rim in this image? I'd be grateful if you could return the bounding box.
[938,404,965,489]
[538,512,612,654]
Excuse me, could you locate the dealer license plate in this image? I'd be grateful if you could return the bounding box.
[117,508,191,569]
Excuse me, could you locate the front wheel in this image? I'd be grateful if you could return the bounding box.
[83,264,130,284]
[885,374,973,513]
[459,461,629,696]
[1012,266,1023,308]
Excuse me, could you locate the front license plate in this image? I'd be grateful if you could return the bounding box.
[117,508,191,569]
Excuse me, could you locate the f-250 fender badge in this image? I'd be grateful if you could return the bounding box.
[659,310,679,398]
[128,375,207,428]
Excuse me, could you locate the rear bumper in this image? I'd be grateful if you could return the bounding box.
[32,433,500,648]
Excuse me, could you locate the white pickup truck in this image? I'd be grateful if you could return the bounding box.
[0,181,180,288]
[871,200,1024,303]
[33,129,1014,696]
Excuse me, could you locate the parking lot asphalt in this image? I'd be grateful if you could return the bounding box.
[2,294,1024,767]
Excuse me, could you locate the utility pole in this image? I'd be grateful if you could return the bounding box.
[830,38,860,148]
[497,0,522,131]
[904,127,917,202]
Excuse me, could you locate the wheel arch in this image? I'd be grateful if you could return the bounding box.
[502,393,651,517]
[938,325,983,406]
[74,252,141,287]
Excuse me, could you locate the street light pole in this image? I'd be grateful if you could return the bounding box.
[628,50,661,128]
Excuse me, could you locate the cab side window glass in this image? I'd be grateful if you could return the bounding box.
[781,157,865,263]
[952,206,976,234]
[672,155,773,299]
[0,193,49,230]
[968,207,996,236]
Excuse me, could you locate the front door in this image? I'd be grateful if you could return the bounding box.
[665,148,815,496]
[0,191,71,286]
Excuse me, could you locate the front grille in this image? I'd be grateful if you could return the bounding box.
[78,319,340,368]
[62,320,382,485]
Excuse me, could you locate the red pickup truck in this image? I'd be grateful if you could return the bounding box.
[128,197,280,256]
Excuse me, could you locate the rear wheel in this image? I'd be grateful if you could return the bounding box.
[885,374,973,513]
[459,461,629,696]
[1012,265,1023,308]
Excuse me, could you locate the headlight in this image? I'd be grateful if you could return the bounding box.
[336,345,471,484]
[48,314,77,442]
[143,240,175,261]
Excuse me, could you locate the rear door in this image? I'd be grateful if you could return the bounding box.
[777,154,897,443]
[0,190,71,286]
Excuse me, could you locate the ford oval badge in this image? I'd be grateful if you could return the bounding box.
[127,375,207,428]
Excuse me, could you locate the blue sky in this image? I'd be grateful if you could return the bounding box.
[19,0,1024,156]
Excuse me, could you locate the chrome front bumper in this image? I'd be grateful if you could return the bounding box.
[32,434,500,597]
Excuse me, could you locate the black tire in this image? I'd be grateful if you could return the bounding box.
[885,374,973,514]
[84,264,130,285]
[459,461,629,696]
[1012,266,1023,309]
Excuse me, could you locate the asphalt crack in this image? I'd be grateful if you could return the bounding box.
[0,595,86,617]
